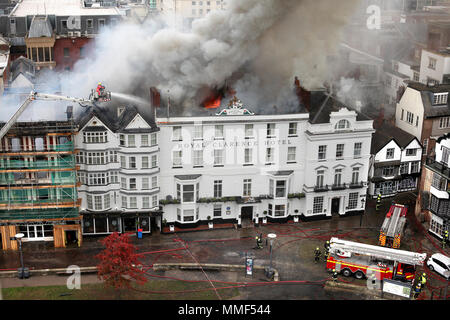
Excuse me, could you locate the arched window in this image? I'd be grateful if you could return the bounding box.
[335,119,350,130]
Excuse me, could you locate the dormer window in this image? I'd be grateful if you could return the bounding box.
[335,119,350,130]
[433,93,448,105]
[117,107,125,117]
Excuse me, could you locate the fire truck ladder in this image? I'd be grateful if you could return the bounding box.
[379,203,407,248]
[329,237,426,266]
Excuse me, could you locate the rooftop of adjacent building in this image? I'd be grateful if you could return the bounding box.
[403,81,450,118]
[371,120,418,154]
[10,0,122,17]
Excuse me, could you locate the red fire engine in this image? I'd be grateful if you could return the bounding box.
[379,203,408,248]
[326,237,426,282]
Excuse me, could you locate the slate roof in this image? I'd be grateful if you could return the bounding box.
[76,104,159,133]
[10,56,36,83]
[371,120,418,154]
[308,92,372,124]
[405,82,450,118]
[28,16,53,38]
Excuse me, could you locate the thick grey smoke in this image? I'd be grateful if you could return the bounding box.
[1,0,360,120]
[65,0,359,108]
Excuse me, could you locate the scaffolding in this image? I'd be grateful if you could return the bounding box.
[0,120,80,223]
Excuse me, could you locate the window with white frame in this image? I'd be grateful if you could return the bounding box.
[129,156,136,169]
[128,135,135,147]
[180,184,195,203]
[432,172,446,191]
[334,168,342,186]
[129,178,136,190]
[406,148,417,156]
[316,170,324,187]
[104,194,110,209]
[213,204,222,217]
[442,146,450,166]
[243,179,252,196]
[335,119,350,130]
[151,154,158,168]
[382,166,395,176]
[275,180,287,198]
[120,156,126,168]
[215,125,224,139]
[287,147,296,162]
[267,123,276,138]
[172,126,182,141]
[119,134,125,146]
[173,150,182,167]
[348,192,358,209]
[152,176,158,189]
[142,197,150,209]
[439,117,450,129]
[183,209,195,222]
[413,72,419,82]
[318,145,327,160]
[351,167,360,184]
[94,195,102,210]
[83,131,107,143]
[152,195,158,207]
[400,162,409,174]
[386,148,395,159]
[245,124,254,138]
[193,150,203,166]
[151,133,157,146]
[121,196,127,208]
[274,204,285,217]
[406,111,414,125]
[214,180,222,198]
[194,125,203,140]
[410,161,420,173]
[87,194,93,210]
[142,177,149,189]
[129,197,137,209]
[141,135,149,147]
[434,93,448,105]
[266,147,274,164]
[288,123,297,136]
[354,142,362,157]
[313,196,324,214]
[142,156,149,169]
[428,57,437,70]
[214,149,224,166]
[423,139,428,155]
[244,148,252,164]
[121,177,126,189]
[336,144,344,159]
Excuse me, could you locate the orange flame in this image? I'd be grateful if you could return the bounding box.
[204,96,222,109]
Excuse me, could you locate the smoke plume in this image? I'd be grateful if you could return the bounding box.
[2,0,360,120]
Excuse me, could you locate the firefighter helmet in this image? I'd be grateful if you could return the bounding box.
[98,82,102,85]
[316,247,319,250]
[423,273,426,276]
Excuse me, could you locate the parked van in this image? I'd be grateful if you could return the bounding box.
[427,253,450,280]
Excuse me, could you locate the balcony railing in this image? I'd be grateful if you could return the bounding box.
[331,183,347,190]
[349,181,365,189]
[425,157,450,179]
[314,184,329,192]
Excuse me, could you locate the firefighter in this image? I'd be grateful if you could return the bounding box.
[413,281,422,299]
[255,235,263,249]
[332,269,338,282]
[419,273,427,287]
[442,230,449,249]
[376,194,381,211]
[314,247,321,263]
[96,82,105,97]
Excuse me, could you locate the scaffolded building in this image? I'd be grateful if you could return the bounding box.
[0,119,81,250]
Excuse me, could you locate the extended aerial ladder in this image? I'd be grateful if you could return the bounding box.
[0,88,111,142]
[379,203,408,248]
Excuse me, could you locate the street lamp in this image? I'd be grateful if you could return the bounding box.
[14,233,26,279]
[360,198,366,228]
[266,233,277,279]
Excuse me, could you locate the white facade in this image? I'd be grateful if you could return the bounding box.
[156,103,374,228]
[395,87,425,140]
[369,137,422,198]
[419,49,450,85]
[427,134,450,239]
[75,109,160,235]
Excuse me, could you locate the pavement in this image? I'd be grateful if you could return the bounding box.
[0,194,449,300]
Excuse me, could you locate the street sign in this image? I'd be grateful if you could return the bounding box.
[382,279,412,298]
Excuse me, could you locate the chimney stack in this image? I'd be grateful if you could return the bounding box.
[294,76,311,111]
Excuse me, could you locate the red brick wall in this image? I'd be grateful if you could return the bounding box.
[53,38,94,71]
